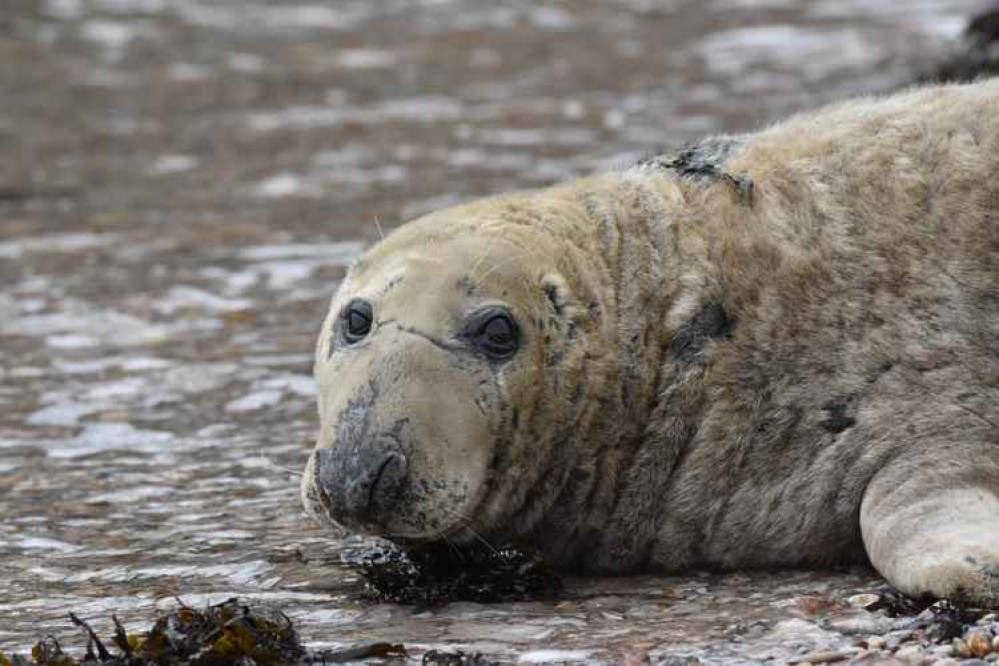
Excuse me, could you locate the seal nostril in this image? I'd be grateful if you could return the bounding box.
[368,451,407,512]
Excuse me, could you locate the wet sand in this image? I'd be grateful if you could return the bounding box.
[0,0,990,662]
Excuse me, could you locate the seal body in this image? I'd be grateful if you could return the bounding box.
[302,80,999,606]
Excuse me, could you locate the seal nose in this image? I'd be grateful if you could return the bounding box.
[316,443,408,524]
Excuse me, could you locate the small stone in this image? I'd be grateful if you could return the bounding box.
[978,614,998,626]
[993,636,999,652]
[958,660,989,666]
[933,644,958,657]
[847,593,881,609]
[918,607,939,621]
[829,613,896,635]
[795,650,855,663]
[867,636,887,650]
[616,650,649,666]
[968,631,994,658]
[935,660,960,666]
[894,644,926,661]
[885,629,915,650]
[956,639,973,659]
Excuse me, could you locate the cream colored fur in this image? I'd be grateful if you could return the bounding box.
[303,80,999,606]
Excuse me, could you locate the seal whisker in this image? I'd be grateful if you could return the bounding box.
[462,525,500,556]
[372,215,385,240]
[441,531,466,562]
[254,450,304,477]
[472,252,534,288]
[436,506,500,555]
[468,234,501,282]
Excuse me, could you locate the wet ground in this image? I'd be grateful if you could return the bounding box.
[0,0,992,662]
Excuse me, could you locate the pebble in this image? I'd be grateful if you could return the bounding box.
[867,636,887,650]
[885,629,915,651]
[792,650,855,663]
[956,639,973,659]
[847,593,881,609]
[967,631,993,658]
[894,644,927,661]
[829,613,896,635]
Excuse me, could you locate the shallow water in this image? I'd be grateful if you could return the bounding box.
[0,0,989,662]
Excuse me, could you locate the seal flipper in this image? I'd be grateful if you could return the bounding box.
[861,459,999,607]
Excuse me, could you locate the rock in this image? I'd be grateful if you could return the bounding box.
[792,650,856,663]
[884,630,915,651]
[848,594,881,609]
[828,613,897,635]
[867,636,887,651]
[967,631,994,659]
[894,644,927,662]
[956,639,973,659]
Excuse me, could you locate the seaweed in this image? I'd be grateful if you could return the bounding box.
[0,598,404,666]
[421,650,494,666]
[353,542,562,606]
[864,587,989,642]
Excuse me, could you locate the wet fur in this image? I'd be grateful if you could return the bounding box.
[305,81,999,606]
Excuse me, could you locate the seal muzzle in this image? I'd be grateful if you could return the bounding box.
[316,440,408,528]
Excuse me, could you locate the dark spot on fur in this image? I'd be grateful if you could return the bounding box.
[638,137,753,204]
[669,301,732,366]
[457,275,476,296]
[474,395,489,417]
[384,275,404,292]
[334,380,379,450]
[820,397,857,434]
[543,281,565,316]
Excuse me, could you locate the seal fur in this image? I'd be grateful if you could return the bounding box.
[302,80,999,606]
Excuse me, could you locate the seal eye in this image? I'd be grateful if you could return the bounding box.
[467,309,519,359]
[342,299,373,344]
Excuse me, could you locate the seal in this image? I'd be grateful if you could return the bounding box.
[301,80,999,606]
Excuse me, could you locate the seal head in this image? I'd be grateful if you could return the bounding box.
[301,194,607,548]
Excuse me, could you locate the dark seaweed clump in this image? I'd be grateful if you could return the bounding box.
[926,6,999,82]
[0,598,404,666]
[864,587,987,642]
[355,542,562,606]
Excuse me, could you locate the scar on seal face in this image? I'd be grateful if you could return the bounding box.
[303,80,999,608]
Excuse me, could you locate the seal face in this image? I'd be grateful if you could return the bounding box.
[303,81,999,607]
[302,219,599,546]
